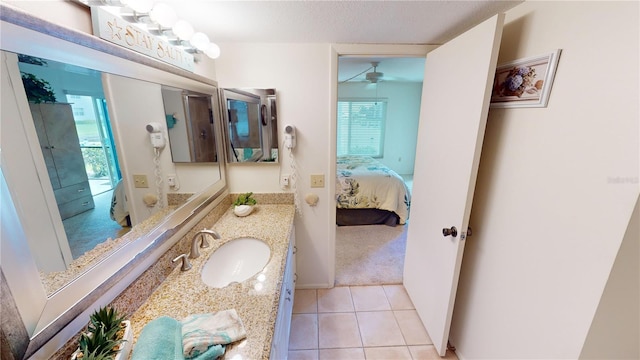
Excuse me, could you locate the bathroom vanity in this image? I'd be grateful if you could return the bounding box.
[127,199,296,359]
[1,5,295,359]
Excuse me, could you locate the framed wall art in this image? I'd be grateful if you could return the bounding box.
[490,49,562,108]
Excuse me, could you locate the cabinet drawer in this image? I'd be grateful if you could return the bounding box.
[58,195,95,219]
[54,182,91,204]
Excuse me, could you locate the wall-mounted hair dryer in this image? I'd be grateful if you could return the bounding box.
[146,122,165,149]
[284,124,296,149]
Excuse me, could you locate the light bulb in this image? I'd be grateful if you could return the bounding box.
[204,42,221,59]
[127,0,153,13]
[172,20,194,40]
[102,0,126,5]
[190,32,210,51]
[149,3,177,28]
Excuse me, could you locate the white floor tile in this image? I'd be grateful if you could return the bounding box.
[350,285,391,311]
[319,347,365,360]
[356,311,405,347]
[293,289,318,314]
[318,313,363,349]
[383,284,415,310]
[317,287,354,313]
[408,345,459,359]
[394,310,432,345]
[289,314,318,350]
[363,346,413,360]
[288,349,319,360]
[289,285,458,360]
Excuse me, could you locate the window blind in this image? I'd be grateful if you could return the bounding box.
[337,100,386,157]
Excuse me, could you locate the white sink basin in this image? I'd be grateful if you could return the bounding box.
[201,237,271,288]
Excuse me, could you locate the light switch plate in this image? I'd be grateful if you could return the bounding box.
[310,174,324,188]
[133,174,148,188]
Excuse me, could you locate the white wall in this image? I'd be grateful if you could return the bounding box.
[4,0,93,34]
[163,89,191,162]
[580,195,639,359]
[215,43,334,287]
[450,2,639,359]
[102,74,171,224]
[338,81,422,175]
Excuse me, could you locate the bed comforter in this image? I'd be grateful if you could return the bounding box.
[336,155,411,224]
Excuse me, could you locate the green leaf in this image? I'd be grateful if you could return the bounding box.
[233,192,257,206]
[78,307,127,359]
[20,72,57,103]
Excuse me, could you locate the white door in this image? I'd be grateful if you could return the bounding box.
[403,14,504,356]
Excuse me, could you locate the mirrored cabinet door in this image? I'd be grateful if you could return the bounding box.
[222,88,279,163]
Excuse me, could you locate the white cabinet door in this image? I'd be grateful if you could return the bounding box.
[270,226,296,359]
[403,14,504,356]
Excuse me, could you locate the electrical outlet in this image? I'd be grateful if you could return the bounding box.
[133,174,148,188]
[167,174,179,189]
[281,174,290,188]
[310,174,325,188]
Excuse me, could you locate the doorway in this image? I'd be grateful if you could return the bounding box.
[334,55,425,286]
[64,93,126,258]
[65,93,121,195]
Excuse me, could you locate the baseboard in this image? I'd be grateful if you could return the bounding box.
[294,282,333,289]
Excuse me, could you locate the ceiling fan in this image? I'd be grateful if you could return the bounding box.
[340,61,386,84]
[365,61,384,83]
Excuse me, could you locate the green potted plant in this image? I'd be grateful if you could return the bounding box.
[72,306,132,360]
[233,192,257,217]
[20,72,57,103]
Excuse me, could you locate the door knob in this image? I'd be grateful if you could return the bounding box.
[442,226,457,237]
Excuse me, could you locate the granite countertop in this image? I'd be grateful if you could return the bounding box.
[128,203,295,359]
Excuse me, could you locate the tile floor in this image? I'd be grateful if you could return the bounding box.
[288,285,458,360]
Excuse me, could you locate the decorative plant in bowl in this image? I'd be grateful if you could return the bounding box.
[71,306,132,360]
[233,192,257,217]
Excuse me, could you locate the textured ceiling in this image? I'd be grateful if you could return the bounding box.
[155,0,522,81]
[338,56,426,83]
[76,0,522,81]
[161,0,521,45]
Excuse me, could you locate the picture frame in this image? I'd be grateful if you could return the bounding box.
[490,49,561,108]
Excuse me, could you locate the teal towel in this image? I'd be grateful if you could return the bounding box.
[243,148,253,160]
[191,344,225,360]
[131,316,184,360]
[181,310,247,359]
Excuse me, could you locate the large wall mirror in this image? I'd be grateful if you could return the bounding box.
[222,88,279,163]
[0,5,226,358]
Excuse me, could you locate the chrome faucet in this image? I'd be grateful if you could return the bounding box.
[172,253,192,271]
[190,229,221,259]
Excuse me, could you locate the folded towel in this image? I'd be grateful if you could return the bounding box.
[187,344,225,360]
[181,309,247,359]
[131,316,184,360]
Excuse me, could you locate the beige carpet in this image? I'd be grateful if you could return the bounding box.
[335,224,408,286]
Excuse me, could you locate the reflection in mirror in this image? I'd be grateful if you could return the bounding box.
[13,52,134,286]
[222,88,278,163]
[0,8,227,358]
[3,50,222,298]
[162,86,219,163]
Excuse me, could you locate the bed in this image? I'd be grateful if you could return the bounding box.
[335,155,411,226]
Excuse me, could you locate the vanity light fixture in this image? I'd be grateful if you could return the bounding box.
[122,0,153,14]
[81,0,221,59]
[172,19,194,41]
[190,32,210,51]
[148,2,178,28]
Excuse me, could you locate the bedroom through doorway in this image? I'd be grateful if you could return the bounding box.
[334,55,424,286]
